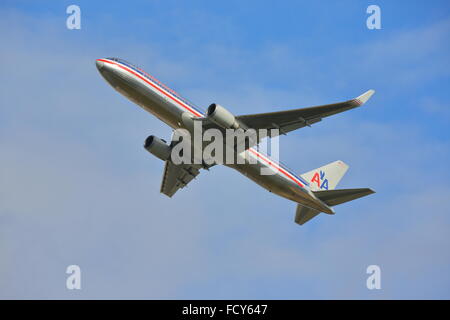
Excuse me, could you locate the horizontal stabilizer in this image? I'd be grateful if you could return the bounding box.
[313,188,375,207]
[295,205,321,225]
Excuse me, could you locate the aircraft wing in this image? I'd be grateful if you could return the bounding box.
[160,161,202,197]
[236,90,375,136]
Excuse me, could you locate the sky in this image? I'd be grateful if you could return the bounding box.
[0,0,449,299]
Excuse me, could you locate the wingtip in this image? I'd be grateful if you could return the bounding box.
[355,89,375,105]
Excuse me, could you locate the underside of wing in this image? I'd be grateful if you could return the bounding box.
[160,161,202,197]
[236,90,375,136]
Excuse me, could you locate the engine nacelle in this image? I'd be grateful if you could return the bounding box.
[207,103,239,129]
[144,135,171,161]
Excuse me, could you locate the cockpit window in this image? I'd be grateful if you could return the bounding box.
[107,57,134,65]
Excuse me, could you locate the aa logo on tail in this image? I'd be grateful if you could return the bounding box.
[311,170,329,190]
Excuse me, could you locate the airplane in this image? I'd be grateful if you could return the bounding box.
[96,57,375,225]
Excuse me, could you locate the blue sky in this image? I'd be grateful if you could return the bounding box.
[0,0,449,299]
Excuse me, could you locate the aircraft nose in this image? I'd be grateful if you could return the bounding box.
[95,59,104,71]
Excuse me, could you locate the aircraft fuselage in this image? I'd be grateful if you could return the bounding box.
[96,58,333,214]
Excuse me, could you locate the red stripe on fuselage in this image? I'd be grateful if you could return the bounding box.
[248,148,304,187]
[97,59,203,117]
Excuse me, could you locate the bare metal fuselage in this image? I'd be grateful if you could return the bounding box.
[96,58,333,214]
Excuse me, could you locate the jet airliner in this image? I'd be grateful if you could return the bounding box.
[96,57,375,225]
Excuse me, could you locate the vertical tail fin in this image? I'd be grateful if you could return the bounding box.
[300,160,349,191]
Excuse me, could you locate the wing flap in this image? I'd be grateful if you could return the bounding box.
[160,161,201,197]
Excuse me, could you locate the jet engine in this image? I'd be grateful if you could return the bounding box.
[207,103,239,129]
[144,135,171,161]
